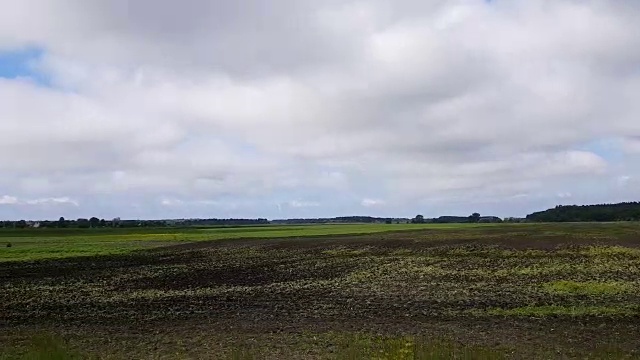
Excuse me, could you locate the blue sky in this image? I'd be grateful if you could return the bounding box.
[0,48,48,84]
[0,0,639,221]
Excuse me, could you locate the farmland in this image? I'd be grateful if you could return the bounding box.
[0,223,455,262]
[2,223,640,358]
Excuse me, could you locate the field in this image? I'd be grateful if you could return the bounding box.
[2,223,640,358]
[0,224,457,262]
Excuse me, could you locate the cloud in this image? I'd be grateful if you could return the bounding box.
[621,137,640,154]
[0,196,19,205]
[0,0,639,219]
[617,176,631,187]
[287,200,321,208]
[556,193,573,199]
[361,198,385,207]
[0,196,78,207]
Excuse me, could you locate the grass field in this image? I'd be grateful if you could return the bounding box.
[2,222,640,358]
[0,223,481,262]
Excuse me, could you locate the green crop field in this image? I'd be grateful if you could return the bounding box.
[2,222,640,359]
[0,223,478,262]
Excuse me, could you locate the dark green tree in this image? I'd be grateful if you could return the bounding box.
[89,217,100,228]
[77,218,90,228]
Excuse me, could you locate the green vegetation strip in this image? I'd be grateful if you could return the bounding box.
[486,305,639,317]
[543,280,633,295]
[0,224,471,262]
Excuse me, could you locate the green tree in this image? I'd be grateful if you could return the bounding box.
[412,215,425,224]
[469,213,481,223]
[58,217,67,228]
[77,218,90,228]
[89,217,100,228]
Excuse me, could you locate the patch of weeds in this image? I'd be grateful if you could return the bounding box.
[582,246,640,258]
[1,334,83,360]
[390,249,414,256]
[323,247,369,257]
[486,305,638,317]
[230,348,255,360]
[335,335,506,360]
[543,280,633,295]
[499,249,549,258]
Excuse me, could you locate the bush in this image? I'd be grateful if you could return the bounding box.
[6,242,11,248]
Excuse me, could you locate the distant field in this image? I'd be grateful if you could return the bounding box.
[2,222,640,358]
[0,223,484,262]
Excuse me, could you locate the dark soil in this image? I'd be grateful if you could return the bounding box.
[2,224,640,358]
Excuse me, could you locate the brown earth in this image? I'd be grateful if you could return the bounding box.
[2,225,640,358]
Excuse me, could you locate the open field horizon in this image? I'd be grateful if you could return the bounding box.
[1,223,509,262]
[3,222,640,358]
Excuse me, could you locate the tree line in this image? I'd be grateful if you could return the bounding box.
[526,202,640,222]
[0,217,269,229]
[410,213,503,224]
[271,216,401,224]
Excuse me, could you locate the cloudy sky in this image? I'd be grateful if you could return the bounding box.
[1,0,639,220]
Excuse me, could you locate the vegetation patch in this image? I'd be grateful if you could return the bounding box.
[486,305,638,317]
[322,247,370,257]
[581,246,640,258]
[336,335,506,360]
[543,280,633,295]
[0,334,83,360]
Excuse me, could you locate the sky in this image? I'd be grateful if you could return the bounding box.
[1,0,640,221]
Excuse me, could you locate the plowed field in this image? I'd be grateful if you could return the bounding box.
[2,224,640,358]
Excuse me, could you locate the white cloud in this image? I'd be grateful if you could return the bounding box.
[557,193,573,199]
[361,198,385,207]
[24,197,79,206]
[0,1,639,219]
[160,198,184,207]
[618,176,632,186]
[621,138,640,154]
[288,200,320,208]
[0,196,78,207]
[0,196,19,205]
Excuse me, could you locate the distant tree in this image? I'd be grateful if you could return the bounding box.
[526,202,640,222]
[99,219,106,227]
[89,217,100,228]
[412,215,425,224]
[77,218,90,228]
[469,213,481,223]
[58,217,67,228]
[16,220,27,229]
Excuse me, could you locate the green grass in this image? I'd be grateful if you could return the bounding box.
[1,333,506,360]
[0,335,82,360]
[4,221,640,262]
[543,280,633,295]
[486,305,639,317]
[0,223,476,262]
[335,335,506,360]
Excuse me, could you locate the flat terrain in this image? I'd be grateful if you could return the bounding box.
[2,223,640,358]
[0,224,455,262]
